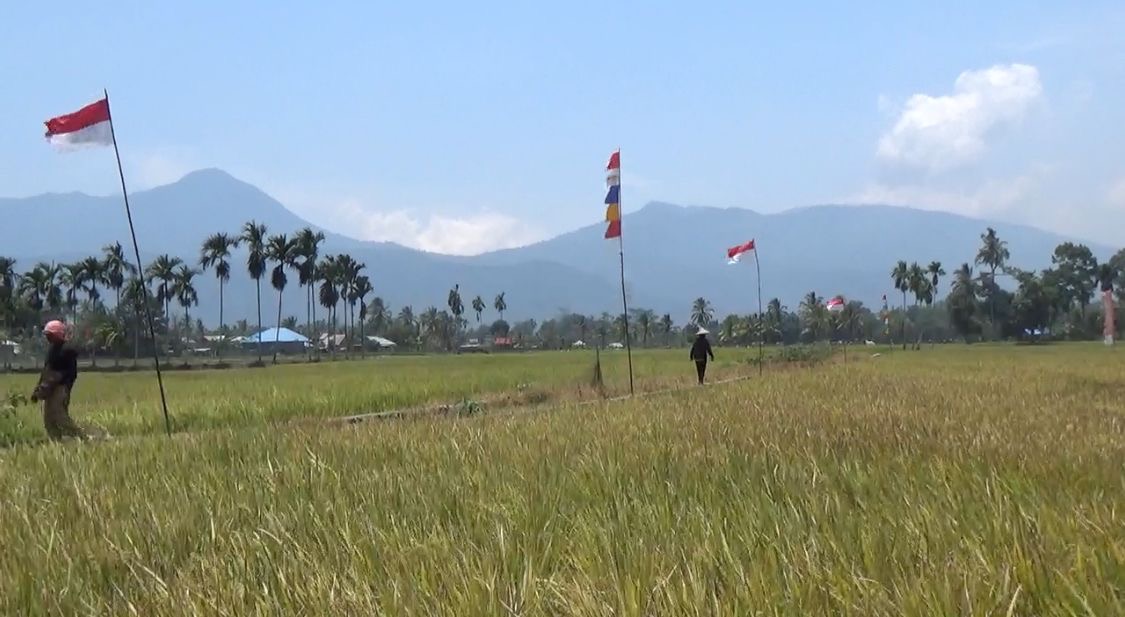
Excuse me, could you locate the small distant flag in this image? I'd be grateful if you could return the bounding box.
[44,97,113,149]
[604,150,621,239]
[826,296,845,312]
[726,239,755,264]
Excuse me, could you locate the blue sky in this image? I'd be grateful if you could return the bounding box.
[2,1,1123,253]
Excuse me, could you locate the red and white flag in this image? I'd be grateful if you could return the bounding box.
[44,97,113,149]
[726,239,755,264]
[826,296,845,312]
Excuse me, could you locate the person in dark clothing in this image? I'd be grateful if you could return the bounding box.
[689,328,714,385]
[31,320,87,441]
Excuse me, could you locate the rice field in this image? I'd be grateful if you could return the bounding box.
[0,344,1121,615]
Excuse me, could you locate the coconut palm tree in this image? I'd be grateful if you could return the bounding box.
[448,285,464,331]
[76,256,106,308]
[266,234,297,363]
[659,313,674,344]
[353,275,373,356]
[368,297,390,335]
[294,227,326,350]
[420,306,442,350]
[891,260,910,349]
[241,220,268,362]
[145,254,183,326]
[975,227,1010,336]
[59,263,85,322]
[493,292,507,321]
[200,232,240,357]
[800,291,825,340]
[927,261,946,299]
[472,295,485,324]
[317,255,342,358]
[690,297,713,328]
[337,256,364,352]
[20,263,59,315]
[101,242,135,313]
[635,309,654,346]
[907,262,932,306]
[173,265,200,339]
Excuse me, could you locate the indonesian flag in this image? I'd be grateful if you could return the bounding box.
[44,97,113,149]
[726,239,755,264]
[826,296,845,312]
[604,150,621,239]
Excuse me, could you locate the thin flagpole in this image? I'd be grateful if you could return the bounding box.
[753,245,763,375]
[616,149,635,395]
[104,89,172,437]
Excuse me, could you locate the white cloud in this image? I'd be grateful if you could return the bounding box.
[877,64,1043,172]
[331,199,545,255]
[848,174,1039,218]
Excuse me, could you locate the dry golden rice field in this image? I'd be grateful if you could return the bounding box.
[0,345,1121,615]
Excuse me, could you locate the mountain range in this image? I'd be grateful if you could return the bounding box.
[1,169,1116,325]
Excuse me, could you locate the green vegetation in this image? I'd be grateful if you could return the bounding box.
[0,345,1120,614]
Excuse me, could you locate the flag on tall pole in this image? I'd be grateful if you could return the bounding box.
[604,150,622,239]
[44,93,173,436]
[604,149,633,394]
[726,238,764,374]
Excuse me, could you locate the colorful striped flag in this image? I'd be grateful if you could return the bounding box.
[604,150,621,239]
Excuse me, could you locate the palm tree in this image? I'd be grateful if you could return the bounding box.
[368,297,390,335]
[266,234,297,363]
[101,242,135,313]
[317,255,342,357]
[294,227,326,352]
[927,261,946,299]
[122,277,147,365]
[200,232,240,357]
[472,295,485,324]
[891,260,910,349]
[907,262,929,306]
[353,275,373,356]
[659,313,674,345]
[241,221,268,362]
[145,255,183,325]
[975,227,1010,336]
[173,265,200,338]
[800,291,824,340]
[338,256,365,353]
[20,263,62,316]
[76,256,106,308]
[397,306,417,349]
[59,263,85,322]
[448,285,465,344]
[494,292,507,322]
[690,297,713,328]
[420,306,442,350]
[636,309,654,346]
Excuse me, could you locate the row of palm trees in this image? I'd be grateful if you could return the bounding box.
[1,221,523,361]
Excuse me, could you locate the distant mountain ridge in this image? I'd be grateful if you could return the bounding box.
[1,170,1115,324]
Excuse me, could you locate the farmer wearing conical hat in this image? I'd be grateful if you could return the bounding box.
[689,327,715,385]
[30,320,87,441]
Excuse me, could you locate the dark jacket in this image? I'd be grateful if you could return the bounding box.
[690,336,714,362]
[45,342,79,388]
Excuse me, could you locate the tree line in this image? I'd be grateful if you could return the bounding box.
[2,223,1123,367]
[0,223,515,366]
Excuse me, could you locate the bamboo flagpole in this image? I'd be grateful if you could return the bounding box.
[726,239,761,373]
[43,92,173,436]
[604,149,634,395]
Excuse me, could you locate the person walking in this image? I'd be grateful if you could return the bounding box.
[30,320,88,441]
[689,328,714,385]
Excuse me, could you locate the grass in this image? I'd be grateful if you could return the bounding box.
[0,348,769,443]
[0,344,1121,614]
